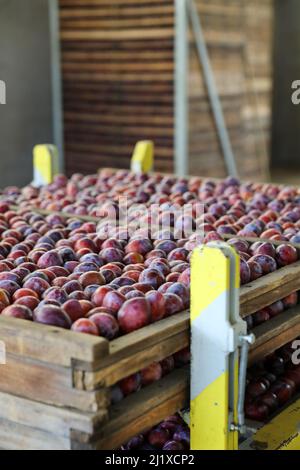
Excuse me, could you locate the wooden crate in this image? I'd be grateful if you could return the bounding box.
[0,309,189,450]
[1,251,300,449]
[2,194,300,449]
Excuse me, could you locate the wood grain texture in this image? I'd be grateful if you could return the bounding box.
[59,0,273,179]
[0,315,108,366]
[59,0,174,176]
[89,367,189,450]
[249,305,300,365]
[75,311,190,389]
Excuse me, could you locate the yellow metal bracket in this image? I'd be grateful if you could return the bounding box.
[248,398,300,450]
[131,140,154,174]
[33,144,59,186]
[190,242,251,450]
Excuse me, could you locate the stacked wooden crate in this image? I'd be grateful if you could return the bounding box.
[59,0,273,180]
[59,0,175,175]
[189,0,273,180]
[188,0,245,177]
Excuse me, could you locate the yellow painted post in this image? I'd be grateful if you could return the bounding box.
[131,141,154,173]
[190,242,245,450]
[33,144,59,186]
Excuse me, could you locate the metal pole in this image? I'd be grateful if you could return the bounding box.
[187,0,238,177]
[174,0,189,176]
[49,0,64,173]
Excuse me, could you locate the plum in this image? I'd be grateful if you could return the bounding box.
[34,305,71,329]
[147,428,170,448]
[163,440,185,451]
[166,282,189,308]
[254,242,276,258]
[249,255,277,275]
[276,244,298,267]
[145,291,166,322]
[240,259,251,285]
[248,260,263,281]
[14,296,39,311]
[37,250,63,269]
[92,285,114,307]
[125,238,152,256]
[1,305,33,321]
[283,292,298,309]
[23,277,51,297]
[71,318,99,336]
[138,268,165,289]
[118,298,151,333]
[62,299,84,322]
[89,312,119,340]
[164,293,184,316]
[79,271,105,289]
[245,402,269,421]
[102,291,126,315]
[141,362,163,386]
[160,356,175,376]
[119,373,141,396]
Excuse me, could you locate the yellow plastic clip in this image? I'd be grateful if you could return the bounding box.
[131,140,154,174]
[33,144,59,186]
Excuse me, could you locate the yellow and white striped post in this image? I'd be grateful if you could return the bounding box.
[190,242,247,450]
[131,140,154,174]
[33,144,59,186]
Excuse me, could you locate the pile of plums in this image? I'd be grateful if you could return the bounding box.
[2,171,300,246]
[246,291,298,330]
[245,339,300,421]
[227,238,298,285]
[2,173,300,283]
[112,348,190,404]
[121,413,190,451]
[0,208,191,338]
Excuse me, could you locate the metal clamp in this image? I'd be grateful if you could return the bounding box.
[237,334,256,435]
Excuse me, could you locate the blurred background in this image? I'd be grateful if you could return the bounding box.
[0,0,299,187]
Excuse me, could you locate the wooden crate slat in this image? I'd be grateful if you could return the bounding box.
[249,306,300,365]
[75,312,190,389]
[240,261,300,317]
[0,418,71,451]
[89,367,189,450]
[0,352,108,412]
[0,391,106,436]
[0,315,108,366]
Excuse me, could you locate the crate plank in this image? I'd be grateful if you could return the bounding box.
[0,316,108,366]
[0,418,71,450]
[249,306,300,365]
[0,353,108,412]
[240,261,300,317]
[0,391,106,436]
[88,368,189,450]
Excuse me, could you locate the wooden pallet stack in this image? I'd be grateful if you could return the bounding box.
[242,0,273,179]
[189,0,273,180]
[59,0,175,175]
[59,0,273,180]
[188,0,245,177]
[0,185,300,448]
[1,225,300,448]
